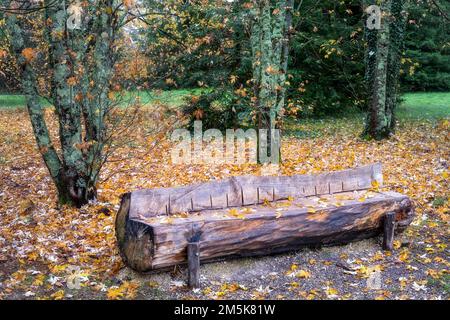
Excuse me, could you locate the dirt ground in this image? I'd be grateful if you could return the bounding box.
[1,229,448,300]
[102,230,450,300]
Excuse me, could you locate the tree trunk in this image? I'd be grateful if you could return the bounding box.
[363,0,406,139]
[6,0,119,207]
[251,0,288,163]
[385,0,407,132]
[364,0,391,139]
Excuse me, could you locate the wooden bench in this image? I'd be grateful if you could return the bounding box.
[115,163,414,287]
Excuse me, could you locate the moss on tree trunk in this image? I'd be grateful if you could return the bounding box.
[363,0,407,140]
[251,0,290,162]
[6,0,118,207]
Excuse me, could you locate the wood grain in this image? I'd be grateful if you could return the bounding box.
[187,242,200,288]
[128,163,383,218]
[115,164,414,272]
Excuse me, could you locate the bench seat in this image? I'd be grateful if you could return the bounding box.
[115,163,414,273]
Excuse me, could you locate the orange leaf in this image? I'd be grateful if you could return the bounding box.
[21,48,36,62]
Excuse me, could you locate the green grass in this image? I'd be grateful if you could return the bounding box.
[0,88,206,109]
[1,90,448,121]
[397,92,450,120]
[118,88,206,108]
[0,94,51,108]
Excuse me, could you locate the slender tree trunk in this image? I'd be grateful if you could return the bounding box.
[363,0,406,139]
[279,0,293,110]
[364,0,391,140]
[251,0,289,163]
[385,0,407,131]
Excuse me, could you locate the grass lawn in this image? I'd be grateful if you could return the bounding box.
[0,94,51,108]
[398,92,450,120]
[0,88,206,109]
[0,90,448,123]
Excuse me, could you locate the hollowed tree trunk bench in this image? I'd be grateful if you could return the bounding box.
[116,163,414,286]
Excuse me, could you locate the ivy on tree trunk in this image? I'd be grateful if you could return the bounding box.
[363,0,407,140]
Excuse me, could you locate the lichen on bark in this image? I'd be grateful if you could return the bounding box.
[6,0,119,206]
[250,0,291,162]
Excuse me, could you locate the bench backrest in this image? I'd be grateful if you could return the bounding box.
[129,163,383,218]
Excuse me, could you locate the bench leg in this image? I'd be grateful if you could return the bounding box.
[382,212,396,251]
[187,242,200,288]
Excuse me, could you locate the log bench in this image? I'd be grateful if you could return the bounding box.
[115,163,414,287]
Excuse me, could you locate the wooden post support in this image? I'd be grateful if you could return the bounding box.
[187,242,200,288]
[383,212,396,251]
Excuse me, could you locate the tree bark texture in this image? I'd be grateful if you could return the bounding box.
[6,0,121,206]
[364,0,407,139]
[250,0,290,162]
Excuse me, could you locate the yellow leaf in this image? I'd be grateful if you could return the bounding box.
[122,281,139,299]
[357,265,369,278]
[265,65,277,74]
[108,91,116,101]
[179,212,189,218]
[51,290,65,300]
[393,240,401,249]
[297,270,311,279]
[228,208,245,219]
[371,180,380,190]
[325,287,338,296]
[33,274,45,286]
[160,216,173,224]
[67,76,77,86]
[107,286,125,300]
[241,207,255,214]
[229,75,238,84]
[50,264,68,273]
[399,249,410,262]
[426,269,439,279]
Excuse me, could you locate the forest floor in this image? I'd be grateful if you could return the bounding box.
[0,92,448,300]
